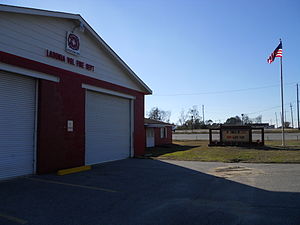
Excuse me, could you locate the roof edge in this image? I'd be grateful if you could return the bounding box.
[0,4,80,19]
[144,118,173,126]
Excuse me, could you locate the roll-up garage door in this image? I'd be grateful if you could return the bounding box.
[85,90,131,165]
[0,71,36,180]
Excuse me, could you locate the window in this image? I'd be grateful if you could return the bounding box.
[160,127,167,138]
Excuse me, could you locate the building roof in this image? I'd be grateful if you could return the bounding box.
[144,118,173,127]
[0,4,152,94]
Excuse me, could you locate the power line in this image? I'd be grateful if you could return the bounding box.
[246,106,281,115]
[204,101,297,116]
[152,81,300,96]
[245,100,297,115]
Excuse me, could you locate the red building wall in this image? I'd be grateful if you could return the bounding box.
[0,51,146,174]
[37,77,85,173]
[154,127,172,146]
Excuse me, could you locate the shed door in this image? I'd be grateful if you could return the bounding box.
[146,128,155,147]
[85,91,131,165]
[0,71,36,180]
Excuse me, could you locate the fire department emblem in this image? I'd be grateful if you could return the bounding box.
[66,32,80,55]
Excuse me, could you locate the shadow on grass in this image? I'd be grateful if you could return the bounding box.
[145,143,200,157]
[240,145,300,151]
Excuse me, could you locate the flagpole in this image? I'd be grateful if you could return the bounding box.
[280,39,285,146]
[297,83,300,130]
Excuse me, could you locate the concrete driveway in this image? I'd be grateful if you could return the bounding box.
[0,159,300,225]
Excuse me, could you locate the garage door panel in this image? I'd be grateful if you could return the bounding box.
[0,147,33,156]
[0,161,33,176]
[0,71,35,180]
[85,91,131,165]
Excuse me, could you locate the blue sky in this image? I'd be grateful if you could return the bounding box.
[2,0,300,126]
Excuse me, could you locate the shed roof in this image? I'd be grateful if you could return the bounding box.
[144,118,173,127]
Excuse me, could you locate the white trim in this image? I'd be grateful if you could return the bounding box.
[0,62,60,82]
[33,80,38,174]
[82,83,136,100]
[0,4,152,94]
[0,4,79,20]
[145,124,170,128]
[130,99,134,157]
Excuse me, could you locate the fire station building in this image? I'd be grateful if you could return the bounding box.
[0,5,152,179]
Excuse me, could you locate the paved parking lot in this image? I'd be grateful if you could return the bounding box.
[0,159,300,225]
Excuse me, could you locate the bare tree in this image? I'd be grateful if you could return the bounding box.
[177,106,215,129]
[178,109,188,126]
[188,105,201,121]
[253,115,262,123]
[241,114,263,124]
[242,115,251,124]
[147,107,171,123]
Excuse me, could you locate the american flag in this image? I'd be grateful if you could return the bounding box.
[267,41,282,64]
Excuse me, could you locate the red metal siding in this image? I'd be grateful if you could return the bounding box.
[0,51,146,174]
[37,77,85,173]
[154,127,172,146]
[133,94,145,156]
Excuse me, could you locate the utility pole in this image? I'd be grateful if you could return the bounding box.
[297,83,300,130]
[202,105,205,125]
[191,109,194,133]
[275,112,278,128]
[191,115,194,133]
[290,103,294,128]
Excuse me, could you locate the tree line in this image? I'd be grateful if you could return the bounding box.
[147,106,269,129]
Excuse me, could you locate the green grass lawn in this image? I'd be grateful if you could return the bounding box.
[145,140,300,163]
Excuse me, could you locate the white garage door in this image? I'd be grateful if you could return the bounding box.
[85,90,131,165]
[0,71,36,180]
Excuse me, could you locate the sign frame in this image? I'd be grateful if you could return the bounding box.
[66,32,80,56]
[208,125,264,146]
